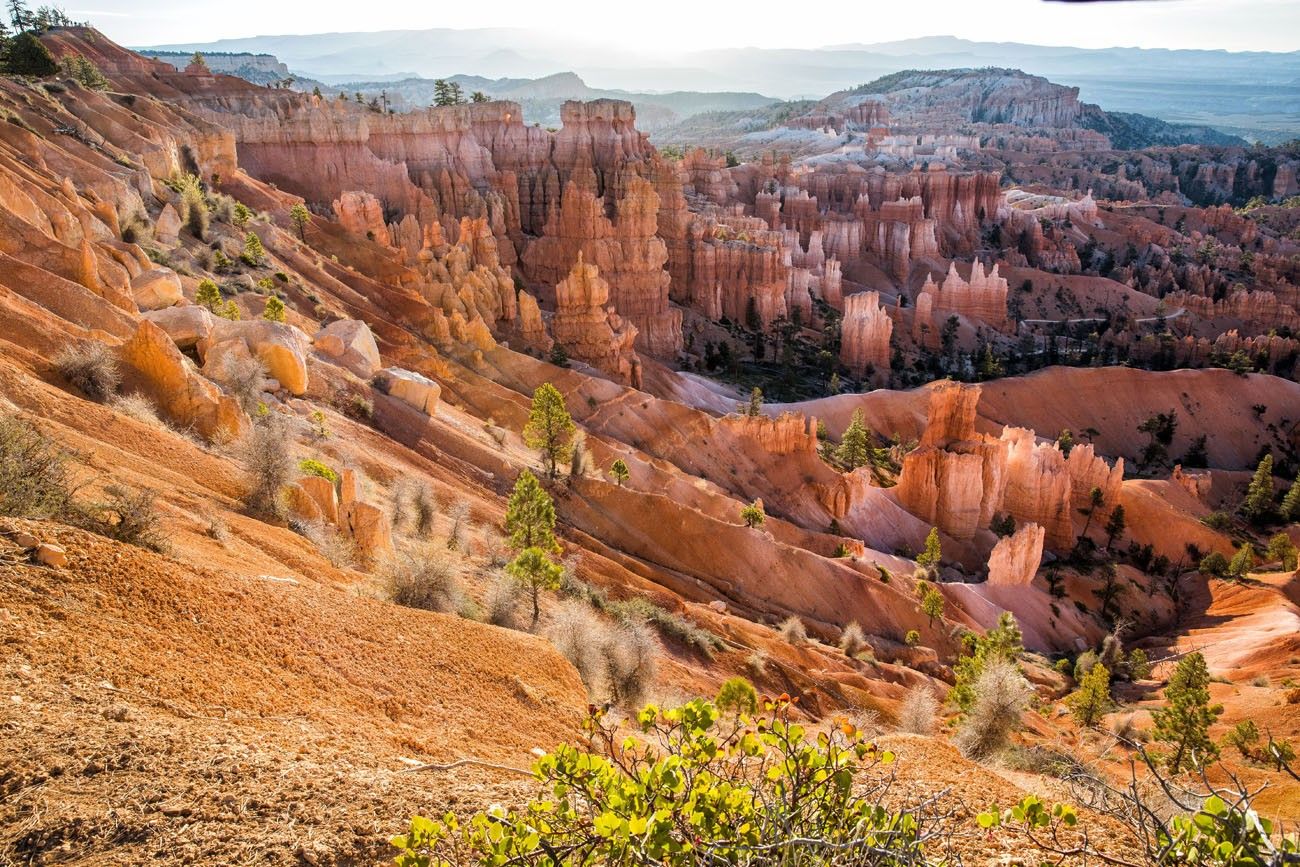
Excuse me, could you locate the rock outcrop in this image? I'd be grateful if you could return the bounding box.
[118,320,248,441]
[522,176,681,357]
[375,367,441,415]
[314,319,381,379]
[201,319,311,396]
[550,253,641,387]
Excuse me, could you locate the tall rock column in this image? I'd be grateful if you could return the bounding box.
[840,291,892,378]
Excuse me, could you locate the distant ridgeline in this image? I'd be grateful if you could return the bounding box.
[137,50,290,85]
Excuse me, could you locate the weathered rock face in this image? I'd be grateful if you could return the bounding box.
[999,427,1074,551]
[522,176,681,356]
[130,268,184,310]
[201,319,311,396]
[915,261,1009,331]
[314,319,381,379]
[719,411,819,457]
[375,367,441,414]
[515,290,553,353]
[417,216,518,334]
[550,253,641,387]
[987,522,1045,586]
[118,319,248,441]
[1066,443,1125,515]
[896,383,1006,541]
[339,468,393,562]
[142,305,217,350]
[895,382,1122,553]
[839,291,892,378]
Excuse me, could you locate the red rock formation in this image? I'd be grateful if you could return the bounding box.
[523,175,681,356]
[999,427,1074,551]
[719,411,819,456]
[986,522,1045,586]
[896,383,1007,541]
[1066,443,1125,516]
[840,291,893,378]
[550,253,641,387]
[915,261,1009,331]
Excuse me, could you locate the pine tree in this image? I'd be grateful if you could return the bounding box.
[1281,476,1300,522]
[241,231,265,267]
[1227,542,1255,579]
[835,409,872,471]
[916,527,941,575]
[289,203,310,241]
[5,29,56,75]
[505,469,558,554]
[1067,663,1112,727]
[432,79,453,106]
[1104,504,1126,548]
[921,588,944,626]
[470,90,488,103]
[609,459,629,487]
[506,546,563,627]
[1241,453,1274,524]
[745,386,762,417]
[740,500,764,529]
[1265,533,1297,571]
[523,383,575,479]
[195,278,222,312]
[1152,652,1222,772]
[950,612,1022,712]
[7,0,30,31]
[1079,486,1104,539]
[1056,428,1074,457]
[261,296,286,322]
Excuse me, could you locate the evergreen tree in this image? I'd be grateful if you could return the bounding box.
[289,203,310,241]
[7,0,30,31]
[916,527,941,575]
[505,469,558,554]
[523,383,575,480]
[1079,486,1105,539]
[506,546,563,627]
[950,612,1023,712]
[432,79,454,106]
[1265,533,1297,571]
[1227,542,1255,579]
[448,81,465,104]
[1056,428,1074,457]
[470,90,488,103]
[261,296,286,322]
[740,500,764,529]
[5,29,55,75]
[1281,476,1300,522]
[745,386,762,417]
[609,459,629,487]
[232,201,252,230]
[1104,504,1126,548]
[1241,453,1275,524]
[1152,652,1222,772]
[241,231,265,267]
[195,278,222,312]
[835,409,873,471]
[1067,663,1112,727]
[921,587,944,626]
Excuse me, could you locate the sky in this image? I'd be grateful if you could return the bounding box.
[69,0,1300,53]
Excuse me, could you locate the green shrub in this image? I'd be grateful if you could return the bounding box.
[715,676,758,715]
[392,699,924,867]
[297,458,339,484]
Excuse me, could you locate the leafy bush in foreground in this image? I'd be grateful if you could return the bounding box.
[392,698,933,866]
